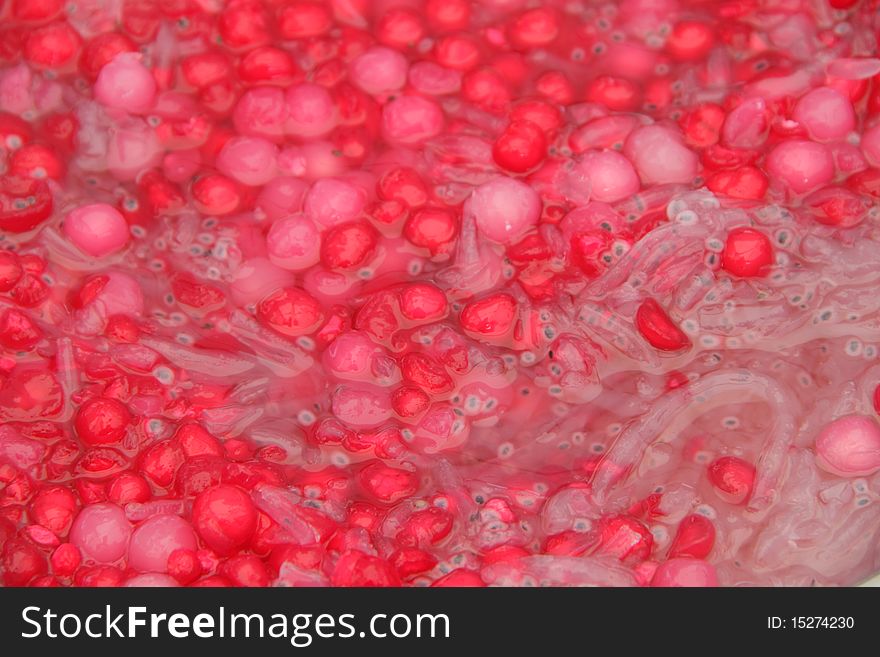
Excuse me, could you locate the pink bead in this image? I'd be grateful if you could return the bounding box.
[94,272,145,317]
[860,124,880,168]
[793,87,855,141]
[408,61,462,96]
[349,46,408,95]
[766,140,834,194]
[128,514,198,573]
[330,384,393,428]
[94,53,156,114]
[324,331,381,380]
[234,87,288,140]
[229,257,295,305]
[64,203,130,257]
[815,414,880,477]
[381,95,444,145]
[216,136,278,186]
[577,150,640,203]
[70,503,132,564]
[651,558,718,587]
[467,176,541,245]
[256,177,308,220]
[303,178,367,227]
[124,573,179,587]
[285,83,336,138]
[623,124,698,184]
[266,215,321,271]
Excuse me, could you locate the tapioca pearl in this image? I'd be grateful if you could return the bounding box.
[460,293,517,338]
[127,514,198,573]
[766,140,834,193]
[70,503,132,564]
[215,136,278,186]
[94,53,156,114]
[492,120,547,173]
[793,87,856,141]
[256,286,324,337]
[320,221,378,270]
[399,283,448,322]
[232,86,288,139]
[651,558,718,587]
[285,83,336,137]
[623,124,698,184]
[229,258,294,306]
[191,485,257,556]
[324,331,379,379]
[63,203,130,258]
[74,397,132,446]
[349,46,408,96]
[721,227,774,278]
[574,150,640,203]
[266,215,320,271]
[815,414,880,477]
[29,486,78,536]
[303,178,367,228]
[466,177,540,245]
[381,95,444,145]
[331,385,393,428]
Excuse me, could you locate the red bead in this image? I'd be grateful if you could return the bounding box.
[23,21,82,69]
[492,120,547,173]
[721,227,773,278]
[668,514,716,559]
[74,397,133,446]
[191,485,258,556]
[404,207,458,254]
[320,221,378,270]
[707,456,756,505]
[257,286,324,337]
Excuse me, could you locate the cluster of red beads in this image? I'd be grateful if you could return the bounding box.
[1,0,880,588]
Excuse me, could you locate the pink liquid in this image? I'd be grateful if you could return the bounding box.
[1,0,880,587]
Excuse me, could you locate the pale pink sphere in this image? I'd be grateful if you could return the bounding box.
[623,125,698,185]
[860,124,880,167]
[106,121,162,181]
[256,177,308,220]
[124,573,180,587]
[408,61,462,96]
[216,136,278,186]
[815,414,880,477]
[285,83,337,137]
[324,331,380,380]
[381,95,444,144]
[303,178,367,227]
[128,514,198,573]
[793,87,855,141]
[468,176,541,245]
[350,46,408,95]
[70,503,132,564]
[233,86,288,140]
[94,53,156,114]
[331,384,393,428]
[64,203,130,257]
[766,140,835,194]
[577,150,640,203]
[230,257,295,305]
[651,559,718,587]
[302,266,357,302]
[266,215,321,270]
[94,272,145,317]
